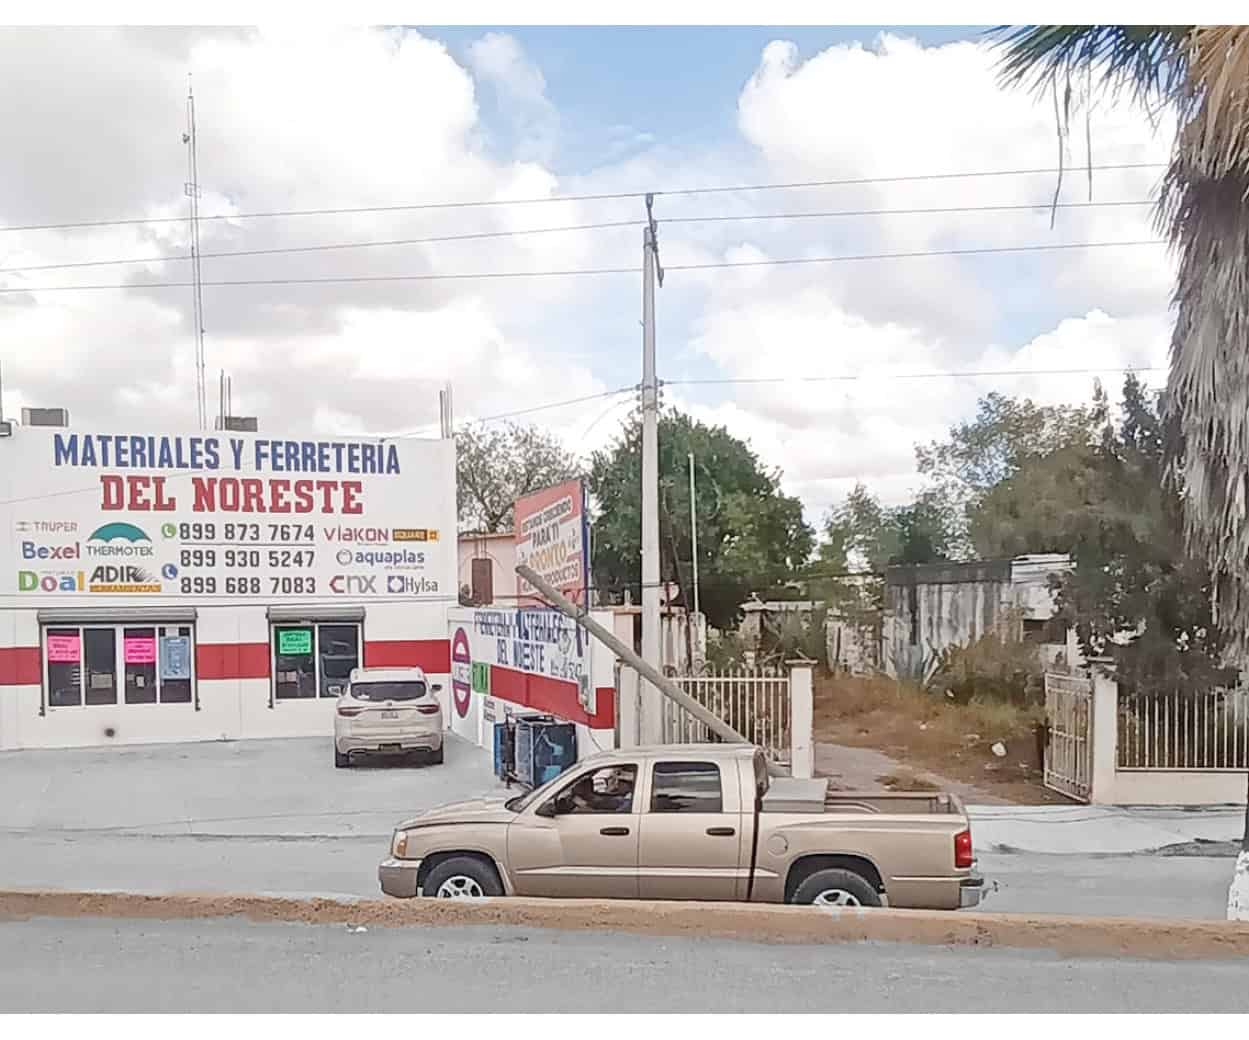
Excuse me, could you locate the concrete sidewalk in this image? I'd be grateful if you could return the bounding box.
[967,803,1245,854]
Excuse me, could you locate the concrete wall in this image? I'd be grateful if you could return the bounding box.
[457,533,517,604]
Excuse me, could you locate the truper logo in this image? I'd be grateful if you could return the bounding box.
[87,522,154,558]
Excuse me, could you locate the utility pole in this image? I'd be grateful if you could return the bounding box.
[640,195,664,743]
[183,75,208,431]
[688,451,700,619]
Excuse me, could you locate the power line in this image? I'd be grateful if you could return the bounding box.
[667,366,1164,387]
[0,200,1156,277]
[0,161,1166,235]
[0,239,1164,295]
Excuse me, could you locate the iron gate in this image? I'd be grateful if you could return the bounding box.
[1044,672,1093,802]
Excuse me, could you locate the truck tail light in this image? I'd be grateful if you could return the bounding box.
[337,705,365,718]
[954,828,974,869]
[416,704,440,715]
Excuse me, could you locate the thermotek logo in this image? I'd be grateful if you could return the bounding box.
[87,522,154,559]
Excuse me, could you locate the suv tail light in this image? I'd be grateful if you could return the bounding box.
[954,828,974,869]
[337,705,365,718]
[416,703,440,715]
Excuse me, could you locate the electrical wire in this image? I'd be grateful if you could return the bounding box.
[667,365,1163,387]
[0,199,1156,277]
[0,239,1164,295]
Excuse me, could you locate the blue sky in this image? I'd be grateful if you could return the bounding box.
[0,26,1172,517]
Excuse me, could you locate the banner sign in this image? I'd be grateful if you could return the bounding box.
[514,478,589,606]
[1,427,454,604]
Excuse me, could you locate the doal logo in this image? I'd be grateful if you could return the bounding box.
[87,522,154,558]
[450,627,473,719]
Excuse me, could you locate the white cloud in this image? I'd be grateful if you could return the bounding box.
[0,28,1181,548]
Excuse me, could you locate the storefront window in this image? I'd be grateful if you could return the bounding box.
[42,624,196,709]
[272,622,360,700]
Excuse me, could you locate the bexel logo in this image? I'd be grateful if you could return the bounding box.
[386,574,440,595]
[88,564,161,593]
[21,541,81,560]
[87,522,154,558]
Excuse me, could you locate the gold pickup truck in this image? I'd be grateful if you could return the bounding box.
[379,743,985,910]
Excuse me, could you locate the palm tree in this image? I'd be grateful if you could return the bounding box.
[998,26,1249,907]
[999,26,1249,658]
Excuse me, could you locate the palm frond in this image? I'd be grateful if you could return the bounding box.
[992,25,1192,105]
[1180,26,1249,180]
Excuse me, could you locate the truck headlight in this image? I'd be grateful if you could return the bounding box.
[392,831,408,858]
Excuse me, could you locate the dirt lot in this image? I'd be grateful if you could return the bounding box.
[814,673,1068,805]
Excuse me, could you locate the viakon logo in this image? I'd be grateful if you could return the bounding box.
[330,575,377,595]
[21,541,81,560]
[87,522,154,558]
[386,574,440,595]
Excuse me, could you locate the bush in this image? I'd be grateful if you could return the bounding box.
[927,624,1044,706]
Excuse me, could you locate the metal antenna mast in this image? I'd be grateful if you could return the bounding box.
[183,75,207,430]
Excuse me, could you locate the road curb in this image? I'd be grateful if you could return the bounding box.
[2,888,1248,959]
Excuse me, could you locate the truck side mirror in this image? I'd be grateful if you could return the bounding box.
[536,800,558,819]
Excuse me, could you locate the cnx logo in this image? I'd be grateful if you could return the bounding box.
[21,541,81,560]
[330,575,377,595]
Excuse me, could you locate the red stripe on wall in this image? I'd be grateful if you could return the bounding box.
[487,664,615,730]
[364,639,450,672]
[0,647,41,686]
[197,643,271,681]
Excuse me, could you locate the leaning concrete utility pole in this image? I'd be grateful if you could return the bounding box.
[516,564,787,777]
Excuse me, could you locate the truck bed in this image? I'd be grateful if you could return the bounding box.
[761,776,962,816]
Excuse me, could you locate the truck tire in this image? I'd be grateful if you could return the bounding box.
[423,856,503,900]
[792,868,881,908]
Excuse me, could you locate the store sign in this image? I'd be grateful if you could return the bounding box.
[514,478,589,605]
[462,607,587,685]
[0,428,455,604]
[160,636,191,680]
[277,629,312,656]
[123,635,157,664]
[46,634,81,663]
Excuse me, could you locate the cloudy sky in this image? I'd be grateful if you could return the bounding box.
[0,25,1174,525]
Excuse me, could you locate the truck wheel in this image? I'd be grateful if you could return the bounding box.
[424,856,503,900]
[334,748,350,769]
[792,868,881,908]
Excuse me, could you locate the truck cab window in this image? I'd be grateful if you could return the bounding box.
[545,765,637,815]
[650,761,723,813]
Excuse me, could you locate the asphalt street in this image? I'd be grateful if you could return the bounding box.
[1,915,1245,1012]
[0,736,1238,918]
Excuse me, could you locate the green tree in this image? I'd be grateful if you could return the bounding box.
[821,483,955,571]
[588,409,814,630]
[455,421,580,533]
[917,390,1101,555]
[1049,375,1232,695]
[997,25,1249,655]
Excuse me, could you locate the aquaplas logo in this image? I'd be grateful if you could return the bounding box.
[87,522,154,558]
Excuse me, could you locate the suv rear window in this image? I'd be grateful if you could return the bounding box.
[350,681,426,701]
[650,761,723,813]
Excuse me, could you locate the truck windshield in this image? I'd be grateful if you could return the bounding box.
[350,681,426,701]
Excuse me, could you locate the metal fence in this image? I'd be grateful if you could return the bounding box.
[1117,687,1249,770]
[1044,672,1094,801]
[663,666,791,764]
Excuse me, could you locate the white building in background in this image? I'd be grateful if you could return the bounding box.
[0,416,457,751]
[882,553,1077,679]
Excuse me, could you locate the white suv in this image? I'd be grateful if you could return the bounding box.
[333,666,444,768]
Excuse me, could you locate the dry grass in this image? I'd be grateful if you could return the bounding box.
[815,673,1062,804]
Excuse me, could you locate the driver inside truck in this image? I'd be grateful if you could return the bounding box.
[568,765,636,813]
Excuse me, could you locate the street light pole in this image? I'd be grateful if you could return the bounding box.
[688,451,700,619]
[639,197,663,743]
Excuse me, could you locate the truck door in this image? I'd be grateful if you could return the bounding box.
[506,763,640,899]
[637,758,744,901]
